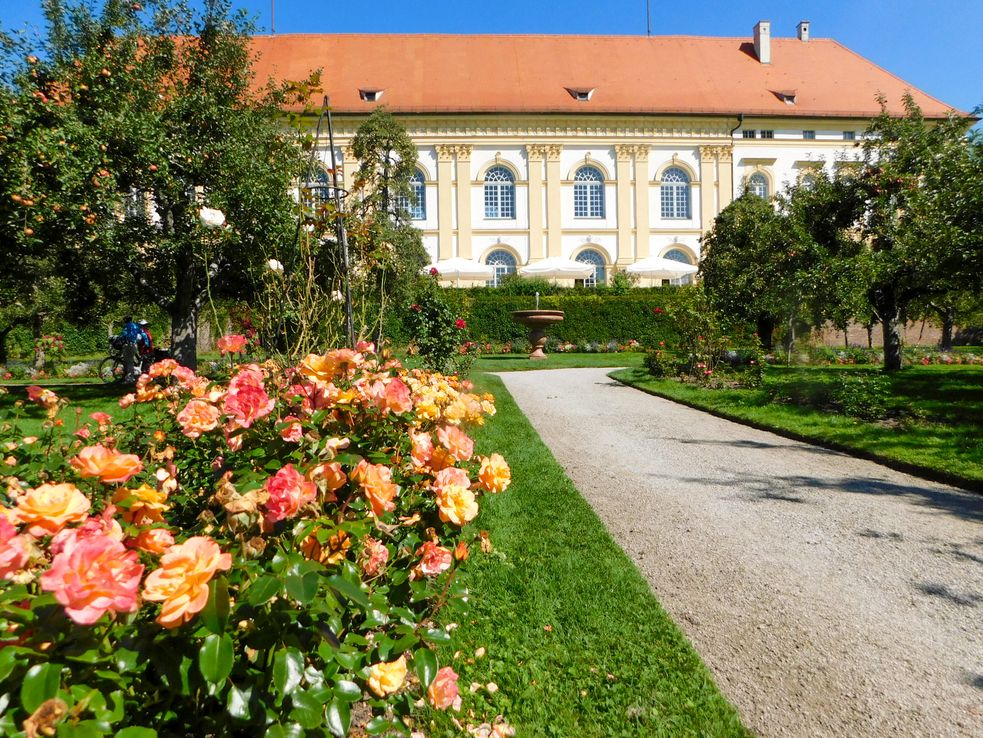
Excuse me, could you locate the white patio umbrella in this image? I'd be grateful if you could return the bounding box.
[423,258,495,285]
[626,256,699,282]
[518,256,594,280]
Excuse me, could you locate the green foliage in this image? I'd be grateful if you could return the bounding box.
[0,349,508,735]
[644,349,683,378]
[436,289,692,347]
[831,372,891,421]
[405,275,470,374]
[1,0,313,368]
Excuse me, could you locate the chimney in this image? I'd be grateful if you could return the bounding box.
[754,20,771,64]
[797,20,810,41]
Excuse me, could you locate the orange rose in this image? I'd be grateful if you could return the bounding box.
[142,536,232,629]
[308,462,347,501]
[428,666,460,710]
[216,334,248,355]
[113,483,169,525]
[435,485,479,526]
[175,399,221,439]
[70,444,143,484]
[129,528,175,555]
[300,529,350,565]
[351,460,398,517]
[14,483,90,537]
[437,425,473,461]
[367,654,407,697]
[478,454,511,493]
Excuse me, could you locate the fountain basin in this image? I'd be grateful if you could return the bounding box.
[510,310,565,360]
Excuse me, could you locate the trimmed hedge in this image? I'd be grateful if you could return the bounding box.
[439,288,693,347]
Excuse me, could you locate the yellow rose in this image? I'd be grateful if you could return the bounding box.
[435,484,479,526]
[367,654,407,697]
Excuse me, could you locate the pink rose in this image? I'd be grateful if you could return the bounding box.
[0,518,32,579]
[416,541,452,577]
[40,535,143,625]
[428,666,460,710]
[262,464,316,525]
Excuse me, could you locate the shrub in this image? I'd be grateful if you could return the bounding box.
[0,346,512,736]
[645,349,683,378]
[832,372,891,421]
[405,275,473,374]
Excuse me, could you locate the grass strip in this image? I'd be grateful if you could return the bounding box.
[428,373,749,738]
[611,366,983,491]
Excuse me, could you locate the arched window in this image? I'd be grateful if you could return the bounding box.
[484,166,516,219]
[660,167,691,219]
[303,168,331,209]
[396,169,426,220]
[573,166,605,218]
[663,248,695,285]
[748,172,769,199]
[575,249,606,288]
[485,249,517,287]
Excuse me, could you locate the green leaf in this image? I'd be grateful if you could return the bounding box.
[413,649,438,688]
[273,648,304,698]
[325,698,351,738]
[57,721,104,738]
[332,680,361,702]
[365,716,399,735]
[199,633,234,685]
[245,576,281,606]
[0,648,19,682]
[289,690,326,729]
[264,724,304,738]
[285,572,320,606]
[227,685,252,721]
[21,662,61,713]
[424,627,452,644]
[326,575,369,608]
[114,728,158,738]
[200,577,231,634]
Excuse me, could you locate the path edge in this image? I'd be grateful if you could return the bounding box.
[610,370,983,495]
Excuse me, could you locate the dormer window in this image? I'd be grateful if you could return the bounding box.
[775,89,797,105]
[565,87,595,102]
[359,89,384,102]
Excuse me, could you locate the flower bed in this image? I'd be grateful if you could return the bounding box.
[0,345,511,736]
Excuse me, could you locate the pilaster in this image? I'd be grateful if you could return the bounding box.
[699,146,717,234]
[632,145,650,260]
[340,146,356,201]
[718,146,734,213]
[435,145,455,260]
[544,145,563,258]
[454,145,473,259]
[614,145,634,265]
[525,145,547,261]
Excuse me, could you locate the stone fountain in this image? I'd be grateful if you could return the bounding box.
[510,292,564,360]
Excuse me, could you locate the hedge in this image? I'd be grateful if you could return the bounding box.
[438,288,693,347]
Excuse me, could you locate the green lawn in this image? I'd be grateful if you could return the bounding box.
[428,373,748,738]
[474,351,644,372]
[0,382,127,438]
[611,364,983,489]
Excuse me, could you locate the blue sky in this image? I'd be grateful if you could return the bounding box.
[2,0,979,114]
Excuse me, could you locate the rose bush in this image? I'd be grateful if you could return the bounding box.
[0,343,510,736]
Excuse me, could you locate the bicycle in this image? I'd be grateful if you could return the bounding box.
[99,338,170,383]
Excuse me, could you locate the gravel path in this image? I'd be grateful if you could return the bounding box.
[497,368,983,738]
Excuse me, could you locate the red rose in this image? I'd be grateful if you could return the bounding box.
[411,304,421,313]
[455,318,466,330]
[429,267,439,276]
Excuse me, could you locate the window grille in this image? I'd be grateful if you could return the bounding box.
[660,167,691,219]
[573,166,605,218]
[485,249,517,287]
[575,249,606,287]
[395,170,426,220]
[483,166,515,219]
[748,173,769,199]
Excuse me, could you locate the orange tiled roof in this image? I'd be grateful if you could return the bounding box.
[249,33,960,119]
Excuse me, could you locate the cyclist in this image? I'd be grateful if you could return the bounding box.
[136,320,154,367]
[117,315,149,381]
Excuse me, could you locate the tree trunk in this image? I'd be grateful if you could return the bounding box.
[170,250,199,369]
[866,321,875,349]
[755,316,775,351]
[844,331,849,349]
[881,309,903,372]
[938,306,955,352]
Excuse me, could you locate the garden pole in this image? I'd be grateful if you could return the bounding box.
[325,97,355,348]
